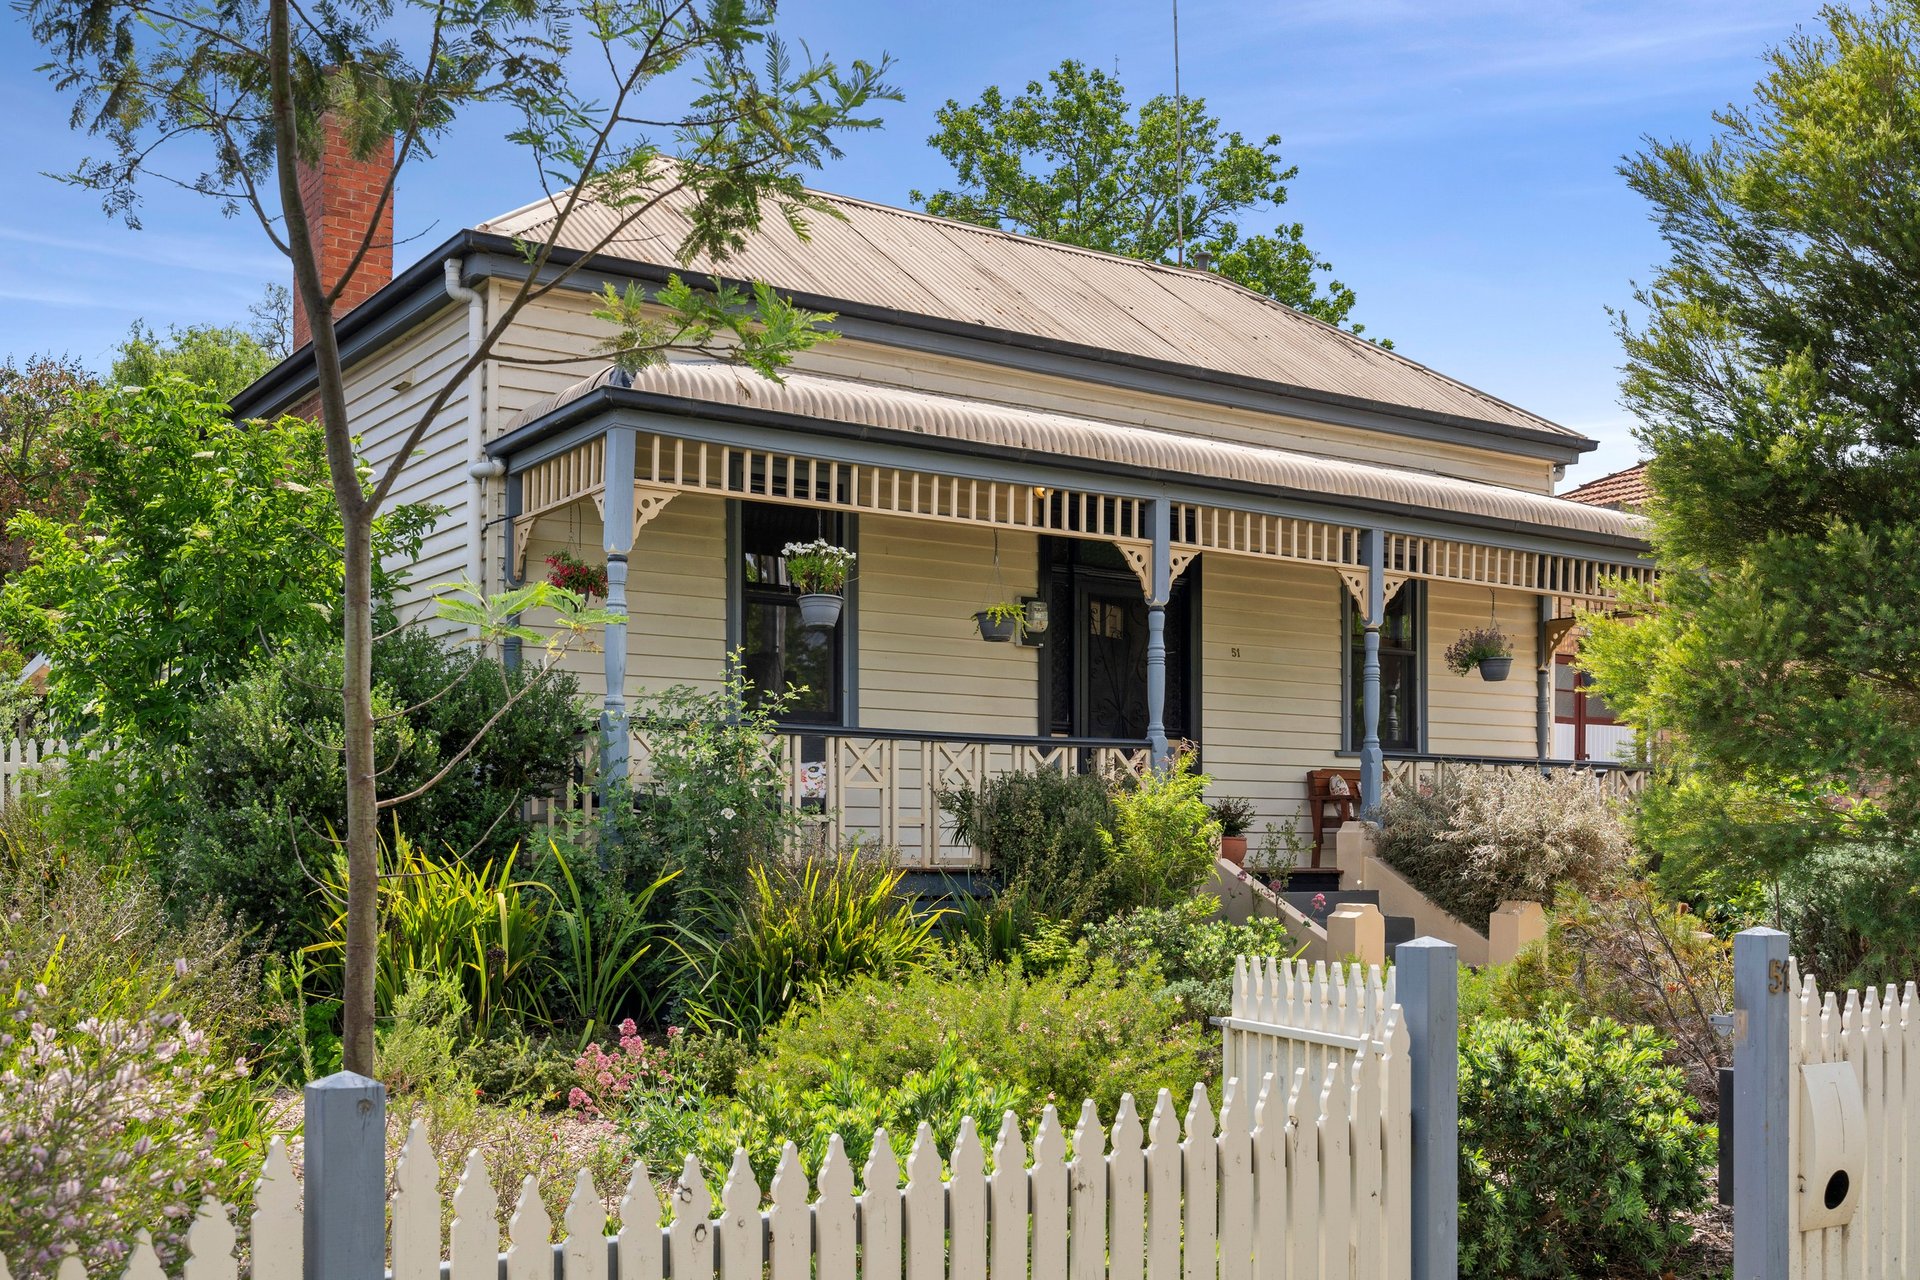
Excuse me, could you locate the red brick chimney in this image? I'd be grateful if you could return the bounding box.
[292,112,394,350]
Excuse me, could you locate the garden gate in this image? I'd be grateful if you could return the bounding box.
[1731,928,1920,1280]
[29,939,1459,1280]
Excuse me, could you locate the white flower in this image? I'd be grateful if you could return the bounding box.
[720,807,737,820]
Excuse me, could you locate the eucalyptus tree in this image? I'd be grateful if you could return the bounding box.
[20,0,895,1072]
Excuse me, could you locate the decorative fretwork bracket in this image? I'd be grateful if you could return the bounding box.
[1336,569,1408,616]
[1113,541,1199,604]
[1544,614,1582,658]
[513,482,678,577]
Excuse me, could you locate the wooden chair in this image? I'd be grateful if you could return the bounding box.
[1305,767,1363,865]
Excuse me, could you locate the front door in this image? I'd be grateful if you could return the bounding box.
[1079,584,1150,738]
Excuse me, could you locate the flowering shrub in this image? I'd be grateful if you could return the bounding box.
[1375,768,1633,928]
[0,958,245,1277]
[780,540,854,594]
[1444,624,1512,675]
[545,549,608,599]
[1102,756,1220,911]
[567,1019,679,1115]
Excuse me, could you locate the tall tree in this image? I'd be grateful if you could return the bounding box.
[1581,2,1920,901]
[0,355,91,584]
[110,321,277,400]
[23,0,894,1073]
[913,60,1375,339]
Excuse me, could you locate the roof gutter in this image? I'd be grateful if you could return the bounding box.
[230,231,1597,464]
[485,385,1650,559]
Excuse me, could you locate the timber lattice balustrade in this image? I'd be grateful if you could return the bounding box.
[1783,958,1920,1280]
[627,727,1153,869]
[34,1068,1415,1280]
[1382,754,1650,804]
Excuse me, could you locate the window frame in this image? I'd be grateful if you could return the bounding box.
[1340,581,1426,756]
[725,500,858,728]
[1554,654,1617,760]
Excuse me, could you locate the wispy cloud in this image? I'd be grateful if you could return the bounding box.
[0,224,284,278]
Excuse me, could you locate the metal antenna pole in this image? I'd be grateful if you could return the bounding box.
[1173,0,1185,265]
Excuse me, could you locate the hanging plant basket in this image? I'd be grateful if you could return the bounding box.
[1444,622,1513,681]
[1476,655,1514,682]
[975,606,1024,642]
[798,593,844,631]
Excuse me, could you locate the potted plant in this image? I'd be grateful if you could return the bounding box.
[1209,796,1257,865]
[974,600,1028,642]
[783,539,856,630]
[1445,624,1514,682]
[545,549,608,599]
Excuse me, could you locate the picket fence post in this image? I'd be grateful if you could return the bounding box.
[1396,937,1458,1280]
[304,1071,387,1280]
[1732,927,1791,1280]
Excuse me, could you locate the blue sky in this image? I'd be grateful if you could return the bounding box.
[0,0,1816,486]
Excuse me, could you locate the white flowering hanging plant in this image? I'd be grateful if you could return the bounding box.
[782,540,855,594]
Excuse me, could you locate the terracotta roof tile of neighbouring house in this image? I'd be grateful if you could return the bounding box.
[1561,462,1651,510]
[476,185,1581,442]
[502,361,1646,544]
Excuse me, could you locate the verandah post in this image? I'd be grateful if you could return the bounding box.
[1535,594,1553,763]
[1145,497,1172,771]
[1732,927,1791,1280]
[1397,936,1459,1280]
[304,1071,386,1280]
[601,427,638,794]
[1359,527,1386,812]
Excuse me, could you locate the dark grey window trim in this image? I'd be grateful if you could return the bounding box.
[725,498,859,730]
[1339,580,1428,756]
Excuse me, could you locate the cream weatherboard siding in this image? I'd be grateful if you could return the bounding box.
[1423,579,1539,757]
[856,516,1038,736]
[335,306,475,613]
[1199,556,1347,841]
[519,492,728,700]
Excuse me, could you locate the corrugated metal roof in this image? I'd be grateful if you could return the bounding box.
[503,361,1644,542]
[477,185,1579,441]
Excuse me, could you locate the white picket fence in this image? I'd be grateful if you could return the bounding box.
[0,738,65,806]
[1219,958,1402,1103]
[1787,957,1920,1280]
[28,1065,1416,1280]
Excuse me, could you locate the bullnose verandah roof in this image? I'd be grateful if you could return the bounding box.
[497,361,1645,545]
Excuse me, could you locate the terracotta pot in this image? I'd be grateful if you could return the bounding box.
[1220,834,1248,865]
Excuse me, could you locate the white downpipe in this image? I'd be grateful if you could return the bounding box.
[444,259,497,623]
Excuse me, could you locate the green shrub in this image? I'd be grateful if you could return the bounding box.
[1470,883,1732,1103]
[621,670,804,906]
[0,839,273,1274]
[1375,769,1633,930]
[539,840,677,1035]
[173,629,583,945]
[632,1041,1027,1191]
[676,847,942,1039]
[745,955,1207,1122]
[1779,841,1920,989]
[1459,1010,1713,1279]
[1103,757,1221,911]
[309,829,549,1036]
[941,769,1117,927]
[1083,896,1299,1020]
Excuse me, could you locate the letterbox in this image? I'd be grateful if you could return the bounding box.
[1798,1061,1865,1231]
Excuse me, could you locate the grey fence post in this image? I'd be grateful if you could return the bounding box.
[305,1071,387,1280]
[1396,936,1459,1280]
[1733,927,1791,1280]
